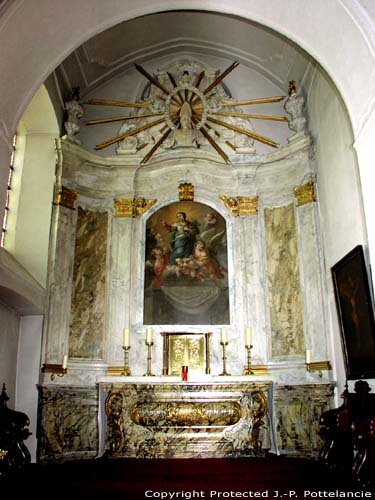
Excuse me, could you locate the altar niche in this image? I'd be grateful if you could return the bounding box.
[143,201,229,325]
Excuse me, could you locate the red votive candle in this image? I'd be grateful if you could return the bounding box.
[181,366,188,381]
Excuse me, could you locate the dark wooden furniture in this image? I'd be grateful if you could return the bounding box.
[319,380,375,486]
[0,383,31,476]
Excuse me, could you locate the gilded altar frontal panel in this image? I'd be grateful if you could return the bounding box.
[264,204,304,357]
[69,207,108,358]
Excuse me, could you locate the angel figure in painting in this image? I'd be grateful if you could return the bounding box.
[145,246,169,289]
[192,239,225,281]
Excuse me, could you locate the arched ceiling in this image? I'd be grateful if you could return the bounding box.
[51,11,314,105]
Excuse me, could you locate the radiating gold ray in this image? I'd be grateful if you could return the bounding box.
[188,71,205,104]
[141,116,181,164]
[204,123,236,151]
[222,96,285,107]
[137,142,148,152]
[85,98,149,109]
[207,116,278,148]
[212,111,288,122]
[86,112,164,126]
[194,118,230,164]
[141,128,172,164]
[191,61,239,106]
[95,118,165,151]
[167,72,184,104]
[135,63,180,106]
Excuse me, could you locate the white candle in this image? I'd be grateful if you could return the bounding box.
[62,354,68,369]
[123,328,130,348]
[146,328,152,344]
[305,349,311,364]
[221,327,227,343]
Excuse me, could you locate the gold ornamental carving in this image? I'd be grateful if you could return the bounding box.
[219,195,258,217]
[114,197,156,217]
[294,180,315,207]
[251,390,268,453]
[54,184,77,210]
[178,182,194,202]
[105,392,124,452]
[130,401,242,427]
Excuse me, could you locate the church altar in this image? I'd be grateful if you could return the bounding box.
[98,377,274,458]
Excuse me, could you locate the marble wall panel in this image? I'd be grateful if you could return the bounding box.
[38,386,98,462]
[273,383,334,456]
[69,207,108,359]
[264,204,304,357]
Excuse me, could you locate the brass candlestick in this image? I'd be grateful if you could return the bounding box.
[219,340,230,376]
[243,344,254,375]
[144,341,155,376]
[306,360,332,378]
[41,364,67,381]
[121,346,131,376]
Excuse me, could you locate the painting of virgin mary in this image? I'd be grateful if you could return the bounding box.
[143,201,229,325]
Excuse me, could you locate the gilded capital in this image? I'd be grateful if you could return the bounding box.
[54,184,77,210]
[220,194,258,217]
[178,182,194,202]
[238,196,259,216]
[114,198,134,217]
[294,180,315,206]
[114,197,156,217]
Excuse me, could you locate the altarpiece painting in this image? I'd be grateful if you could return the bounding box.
[143,201,229,325]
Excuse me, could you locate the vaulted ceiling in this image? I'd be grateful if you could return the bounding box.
[52,10,314,107]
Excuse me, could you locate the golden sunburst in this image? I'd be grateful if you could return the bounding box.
[85,61,288,164]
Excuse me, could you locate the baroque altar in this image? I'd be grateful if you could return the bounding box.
[98,378,273,459]
[37,60,335,463]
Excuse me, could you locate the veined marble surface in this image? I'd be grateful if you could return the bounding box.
[69,207,108,358]
[264,204,304,357]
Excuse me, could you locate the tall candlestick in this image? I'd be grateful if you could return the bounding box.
[146,327,152,345]
[305,349,311,364]
[62,354,68,370]
[123,328,130,348]
[221,327,227,343]
[245,327,252,347]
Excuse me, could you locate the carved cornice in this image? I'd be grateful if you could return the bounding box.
[219,194,258,217]
[178,182,194,201]
[114,197,156,217]
[54,185,77,210]
[294,180,315,206]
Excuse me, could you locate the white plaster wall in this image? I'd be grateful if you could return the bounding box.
[15,315,43,463]
[11,132,57,286]
[0,302,20,407]
[306,65,368,397]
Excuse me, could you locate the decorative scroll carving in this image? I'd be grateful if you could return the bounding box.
[114,197,156,217]
[130,401,242,427]
[219,195,258,217]
[178,182,194,201]
[294,180,315,206]
[134,197,156,216]
[105,392,124,453]
[251,391,268,453]
[54,184,77,210]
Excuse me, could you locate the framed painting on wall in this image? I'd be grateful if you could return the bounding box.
[143,201,229,325]
[331,245,375,379]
